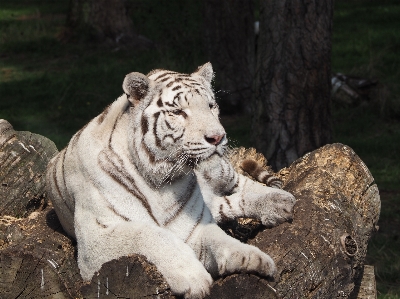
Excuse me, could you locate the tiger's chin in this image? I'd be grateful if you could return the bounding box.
[190,150,225,170]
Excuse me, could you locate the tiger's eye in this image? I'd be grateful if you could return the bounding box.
[171,110,187,118]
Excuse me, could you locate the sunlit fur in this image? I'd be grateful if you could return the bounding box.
[46,63,296,299]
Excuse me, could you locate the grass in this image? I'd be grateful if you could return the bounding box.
[0,0,204,148]
[0,0,399,297]
[332,0,400,120]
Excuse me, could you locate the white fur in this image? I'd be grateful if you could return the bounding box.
[46,63,296,299]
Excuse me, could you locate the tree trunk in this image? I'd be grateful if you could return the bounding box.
[203,0,255,115]
[252,0,333,170]
[67,0,141,45]
[0,138,380,298]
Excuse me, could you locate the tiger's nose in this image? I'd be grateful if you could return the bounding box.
[205,134,225,145]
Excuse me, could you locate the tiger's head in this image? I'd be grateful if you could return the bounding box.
[123,63,227,181]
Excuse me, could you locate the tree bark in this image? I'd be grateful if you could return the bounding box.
[67,0,142,45]
[0,140,380,298]
[203,0,255,114]
[0,119,58,217]
[252,0,333,170]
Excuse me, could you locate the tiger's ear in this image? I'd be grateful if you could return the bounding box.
[192,62,214,83]
[123,72,152,104]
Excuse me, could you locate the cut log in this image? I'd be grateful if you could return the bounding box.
[0,119,58,217]
[246,143,380,298]
[0,129,380,299]
[0,207,80,298]
[80,255,172,298]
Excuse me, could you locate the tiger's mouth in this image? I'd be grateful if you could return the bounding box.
[184,152,213,168]
[183,141,227,167]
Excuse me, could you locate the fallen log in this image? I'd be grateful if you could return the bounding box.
[0,119,58,217]
[247,143,380,298]
[0,122,380,298]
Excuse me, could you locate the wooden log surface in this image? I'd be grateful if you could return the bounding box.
[0,208,80,298]
[246,143,380,298]
[0,121,380,299]
[0,119,58,217]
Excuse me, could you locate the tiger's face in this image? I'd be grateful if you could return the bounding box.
[124,63,227,166]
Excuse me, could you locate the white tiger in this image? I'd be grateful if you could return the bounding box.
[46,63,296,299]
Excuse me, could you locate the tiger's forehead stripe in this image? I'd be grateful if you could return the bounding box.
[154,72,168,81]
[153,71,178,81]
[147,71,216,113]
[153,74,207,95]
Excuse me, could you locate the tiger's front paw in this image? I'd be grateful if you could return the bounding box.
[217,242,276,278]
[161,257,213,299]
[258,188,296,227]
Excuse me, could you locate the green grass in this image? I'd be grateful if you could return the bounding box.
[0,0,399,297]
[0,0,204,148]
[332,0,400,119]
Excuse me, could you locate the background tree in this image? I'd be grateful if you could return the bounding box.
[203,0,255,114]
[252,0,334,170]
[67,0,142,44]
